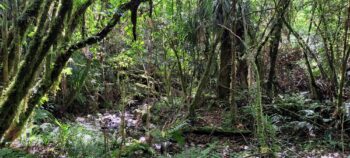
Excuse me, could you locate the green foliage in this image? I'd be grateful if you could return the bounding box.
[38,95,49,106]
[61,125,112,157]
[159,142,220,158]
[112,141,154,158]
[32,109,56,124]
[165,121,187,146]
[62,67,73,76]
[0,148,36,158]
[150,120,188,146]
[2,0,349,157]
[22,109,116,157]
[323,131,344,150]
[68,64,89,88]
[154,97,185,111]
[0,3,6,10]
[221,110,232,128]
[273,93,307,110]
[73,0,90,7]
[109,54,135,69]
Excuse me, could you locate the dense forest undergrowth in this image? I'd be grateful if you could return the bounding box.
[1,0,350,157]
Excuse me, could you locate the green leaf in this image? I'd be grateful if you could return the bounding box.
[62,67,73,75]
[171,131,185,146]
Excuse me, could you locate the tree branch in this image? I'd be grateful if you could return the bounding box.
[10,0,150,143]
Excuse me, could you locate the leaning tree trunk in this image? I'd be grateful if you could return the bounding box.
[1,18,9,87]
[0,0,73,141]
[1,2,10,87]
[1,0,150,143]
[189,38,219,119]
[266,19,282,98]
[266,0,290,98]
[1,0,44,87]
[282,17,323,100]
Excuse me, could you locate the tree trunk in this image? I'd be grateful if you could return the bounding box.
[235,13,248,89]
[0,0,73,141]
[1,8,9,87]
[0,0,149,143]
[266,0,290,98]
[189,38,219,119]
[218,29,232,100]
[282,18,323,100]
[230,0,238,125]
[336,1,350,117]
[266,20,282,98]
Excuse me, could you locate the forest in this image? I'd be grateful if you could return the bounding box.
[0,0,350,157]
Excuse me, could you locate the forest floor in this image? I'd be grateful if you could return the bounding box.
[3,92,350,158]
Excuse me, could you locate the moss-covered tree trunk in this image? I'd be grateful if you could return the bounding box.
[230,0,238,125]
[189,38,219,119]
[1,19,9,86]
[1,0,43,90]
[0,0,73,142]
[1,0,150,143]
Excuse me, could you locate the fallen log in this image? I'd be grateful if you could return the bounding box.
[182,126,251,136]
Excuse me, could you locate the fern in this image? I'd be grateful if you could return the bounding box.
[0,148,36,158]
[158,142,221,158]
[199,142,218,157]
[150,120,188,147]
[167,120,188,135]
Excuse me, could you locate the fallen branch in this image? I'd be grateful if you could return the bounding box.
[182,126,251,136]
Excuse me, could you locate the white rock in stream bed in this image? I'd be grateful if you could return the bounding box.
[154,144,162,150]
[75,117,85,122]
[139,136,146,143]
[127,119,138,127]
[242,146,249,150]
[100,114,121,129]
[74,111,141,133]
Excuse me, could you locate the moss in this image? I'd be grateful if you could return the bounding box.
[0,0,73,140]
[68,0,93,34]
[189,39,219,119]
[17,0,43,36]
[1,0,149,144]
